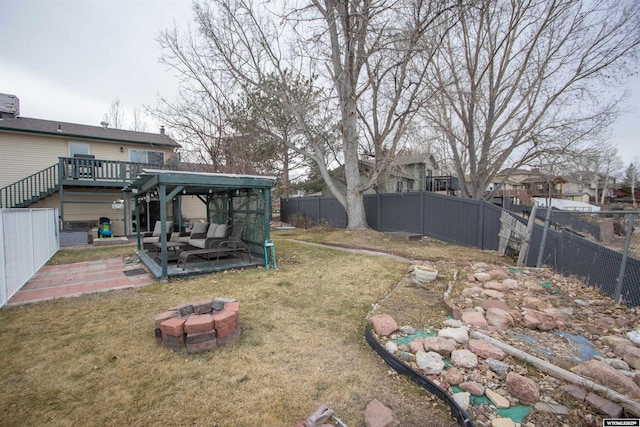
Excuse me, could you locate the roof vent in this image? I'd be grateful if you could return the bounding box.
[100,121,109,128]
[160,125,165,135]
[57,124,62,132]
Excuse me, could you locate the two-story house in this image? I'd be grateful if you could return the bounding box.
[322,153,446,196]
[0,94,207,239]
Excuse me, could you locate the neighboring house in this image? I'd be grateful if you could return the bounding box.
[322,154,444,196]
[0,95,191,238]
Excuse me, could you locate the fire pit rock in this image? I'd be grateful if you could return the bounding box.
[154,297,241,354]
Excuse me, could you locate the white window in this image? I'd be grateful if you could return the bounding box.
[129,149,164,165]
[68,141,90,157]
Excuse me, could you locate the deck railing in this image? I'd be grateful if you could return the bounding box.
[0,157,177,208]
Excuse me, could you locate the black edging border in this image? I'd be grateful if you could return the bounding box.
[364,324,476,427]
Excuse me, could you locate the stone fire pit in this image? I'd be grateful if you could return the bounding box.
[154,297,241,354]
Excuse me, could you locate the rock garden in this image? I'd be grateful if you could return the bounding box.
[369,261,640,427]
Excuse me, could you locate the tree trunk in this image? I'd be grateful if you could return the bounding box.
[342,94,368,229]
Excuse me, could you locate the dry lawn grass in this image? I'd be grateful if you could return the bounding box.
[0,234,472,427]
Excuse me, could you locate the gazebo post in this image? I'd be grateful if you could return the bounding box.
[159,184,169,281]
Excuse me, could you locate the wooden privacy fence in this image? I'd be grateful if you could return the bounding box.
[0,208,59,307]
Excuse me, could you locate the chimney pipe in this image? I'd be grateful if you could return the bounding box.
[160,125,165,135]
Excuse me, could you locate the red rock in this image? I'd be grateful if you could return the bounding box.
[505,372,540,404]
[485,308,514,331]
[184,314,214,334]
[572,360,640,398]
[409,339,424,354]
[444,367,464,385]
[422,337,457,357]
[461,311,488,328]
[474,272,492,282]
[370,314,399,336]
[364,399,393,427]
[622,345,640,370]
[522,308,556,331]
[585,393,623,418]
[460,381,485,396]
[160,317,186,336]
[522,297,545,311]
[468,339,506,360]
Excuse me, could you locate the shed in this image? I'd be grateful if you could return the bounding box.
[126,169,278,280]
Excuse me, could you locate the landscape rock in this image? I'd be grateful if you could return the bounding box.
[571,360,640,399]
[502,278,522,290]
[481,289,505,299]
[408,339,424,353]
[438,327,469,344]
[443,367,464,385]
[364,399,393,427]
[399,325,416,335]
[621,345,640,370]
[484,281,508,292]
[627,330,640,345]
[416,351,445,375]
[601,335,634,353]
[452,392,471,412]
[522,296,546,311]
[468,339,506,360]
[491,418,515,427]
[585,392,623,418]
[522,308,556,331]
[460,381,485,396]
[370,314,399,336]
[461,311,488,328]
[534,402,571,416]
[451,349,478,368]
[385,341,398,353]
[472,262,491,271]
[443,319,464,328]
[600,358,630,371]
[461,287,483,298]
[487,269,510,280]
[505,372,540,404]
[422,336,458,357]
[474,272,492,282]
[484,358,510,376]
[485,388,510,408]
[485,308,514,331]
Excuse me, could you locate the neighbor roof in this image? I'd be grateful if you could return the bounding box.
[0,116,180,148]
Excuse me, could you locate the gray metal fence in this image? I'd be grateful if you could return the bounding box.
[281,191,502,250]
[280,194,640,307]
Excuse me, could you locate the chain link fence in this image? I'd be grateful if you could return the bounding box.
[520,207,640,307]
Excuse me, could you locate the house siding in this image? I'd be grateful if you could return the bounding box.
[0,131,177,190]
[0,132,67,189]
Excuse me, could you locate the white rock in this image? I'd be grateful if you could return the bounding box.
[452,392,470,412]
[485,388,510,408]
[451,349,478,368]
[438,327,469,344]
[627,330,640,345]
[416,351,445,374]
[385,341,398,353]
[443,319,464,328]
[491,418,515,427]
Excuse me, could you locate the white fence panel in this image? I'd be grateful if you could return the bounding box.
[0,209,59,307]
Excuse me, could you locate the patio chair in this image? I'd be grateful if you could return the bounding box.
[142,220,174,250]
[178,222,209,244]
[176,220,251,270]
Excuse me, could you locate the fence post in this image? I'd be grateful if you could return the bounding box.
[478,199,485,249]
[614,214,634,304]
[536,208,552,267]
[518,205,538,267]
[420,191,425,235]
[0,211,6,307]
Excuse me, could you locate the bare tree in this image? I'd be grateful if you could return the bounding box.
[153,0,453,229]
[423,0,640,200]
[131,108,147,132]
[104,98,125,129]
[623,161,639,208]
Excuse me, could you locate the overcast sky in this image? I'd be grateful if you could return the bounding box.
[1,0,639,168]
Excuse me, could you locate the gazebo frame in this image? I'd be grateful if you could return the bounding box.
[126,169,278,280]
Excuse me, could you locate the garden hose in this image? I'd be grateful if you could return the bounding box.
[364,324,476,427]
